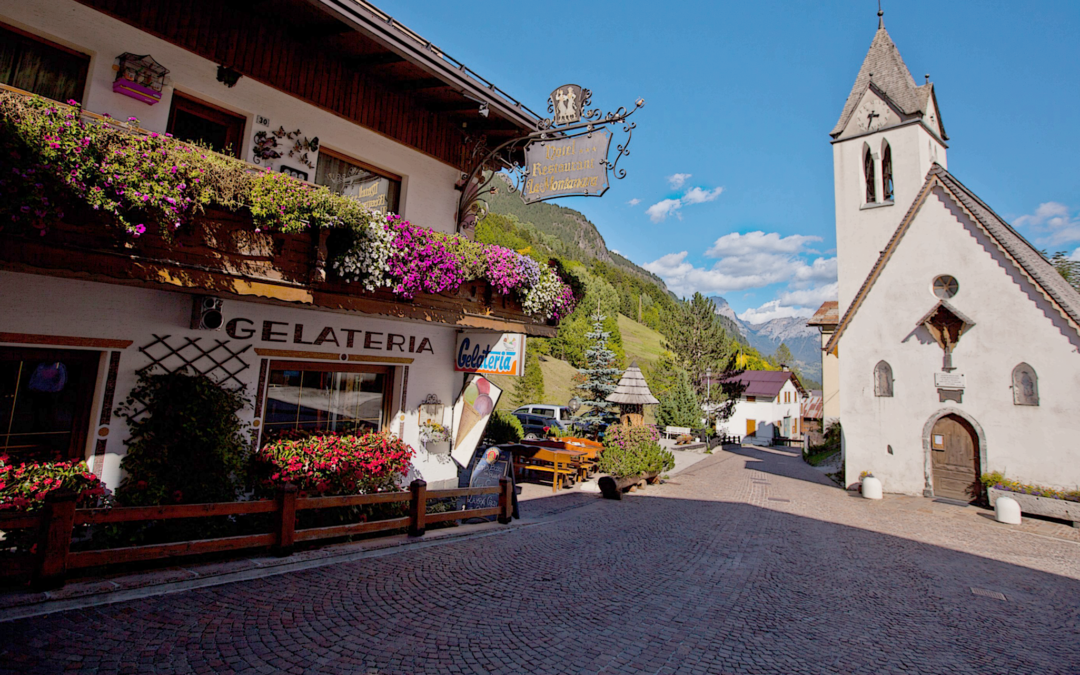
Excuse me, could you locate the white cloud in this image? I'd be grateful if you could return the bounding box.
[644,230,839,316]
[645,198,684,223]
[627,198,641,206]
[682,186,724,205]
[667,173,692,189]
[1071,248,1080,262]
[705,231,820,258]
[1014,201,1080,247]
[776,282,839,307]
[645,185,725,223]
[611,249,621,255]
[737,301,816,324]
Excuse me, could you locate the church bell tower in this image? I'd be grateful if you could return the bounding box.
[831,9,949,313]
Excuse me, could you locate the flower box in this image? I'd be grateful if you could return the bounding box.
[988,487,1080,525]
[112,78,163,105]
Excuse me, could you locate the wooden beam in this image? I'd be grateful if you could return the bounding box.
[348,52,406,68]
[397,77,448,92]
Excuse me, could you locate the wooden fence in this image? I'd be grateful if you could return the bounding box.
[0,478,512,589]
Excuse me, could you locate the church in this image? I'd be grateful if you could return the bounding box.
[821,10,1080,501]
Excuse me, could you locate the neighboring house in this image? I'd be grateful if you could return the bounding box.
[826,10,1080,501]
[0,0,553,490]
[807,301,839,428]
[802,390,824,445]
[716,370,806,444]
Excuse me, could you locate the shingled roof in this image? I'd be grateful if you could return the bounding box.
[831,16,945,139]
[606,362,659,405]
[826,163,1080,353]
[722,371,806,399]
[807,301,839,327]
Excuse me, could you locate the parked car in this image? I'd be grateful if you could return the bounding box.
[513,404,572,424]
[513,412,567,439]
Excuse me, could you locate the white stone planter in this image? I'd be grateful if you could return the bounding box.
[988,487,1080,526]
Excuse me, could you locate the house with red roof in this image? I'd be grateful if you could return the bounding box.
[715,369,807,444]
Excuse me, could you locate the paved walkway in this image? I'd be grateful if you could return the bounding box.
[3,445,1079,674]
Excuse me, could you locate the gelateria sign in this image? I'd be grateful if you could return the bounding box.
[523,132,611,203]
[454,332,525,376]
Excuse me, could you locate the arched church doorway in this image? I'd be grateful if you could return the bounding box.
[930,414,981,502]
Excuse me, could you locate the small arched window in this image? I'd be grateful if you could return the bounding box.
[864,145,877,204]
[874,360,893,397]
[881,141,894,201]
[1012,363,1039,406]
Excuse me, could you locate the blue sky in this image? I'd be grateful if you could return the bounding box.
[380,0,1080,322]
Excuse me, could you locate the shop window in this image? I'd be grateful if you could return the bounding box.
[167,92,245,158]
[315,148,401,214]
[263,362,391,438]
[0,348,100,462]
[0,23,89,103]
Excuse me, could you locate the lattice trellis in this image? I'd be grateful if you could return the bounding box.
[138,334,252,388]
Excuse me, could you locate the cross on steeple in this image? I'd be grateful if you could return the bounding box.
[878,0,884,29]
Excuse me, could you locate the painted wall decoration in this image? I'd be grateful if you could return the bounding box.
[253,127,319,169]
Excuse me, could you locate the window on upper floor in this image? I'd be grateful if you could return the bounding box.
[1012,363,1039,406]
[0,23,89,104]
[167,92,246,158]
[874,360,893,397]
[315,148,401,215]
[864,144,876,204]
[881,141,894,201]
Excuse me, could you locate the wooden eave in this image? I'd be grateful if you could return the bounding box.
[75,0,539,168]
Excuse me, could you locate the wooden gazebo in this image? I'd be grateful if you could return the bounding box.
[606,361,659,426]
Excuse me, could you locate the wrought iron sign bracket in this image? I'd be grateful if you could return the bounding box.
[455,88,644,234]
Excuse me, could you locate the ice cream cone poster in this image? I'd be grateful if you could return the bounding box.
[450,374,502,466]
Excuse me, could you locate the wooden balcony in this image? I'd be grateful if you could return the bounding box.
[0,208,557,336]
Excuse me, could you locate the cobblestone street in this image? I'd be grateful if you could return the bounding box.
[3,445,1079,675]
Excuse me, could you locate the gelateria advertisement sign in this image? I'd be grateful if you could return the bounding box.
[450,374,503,466]
[454,332,526,376]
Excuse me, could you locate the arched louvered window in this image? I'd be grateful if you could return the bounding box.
[1012,363,1039,406]
[881,141,894,201]
[864,145,876,204]
[874,360,893,397]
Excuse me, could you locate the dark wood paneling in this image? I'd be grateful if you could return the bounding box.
[75,0,471,169]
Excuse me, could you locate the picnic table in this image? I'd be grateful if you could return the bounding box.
[507,444,593,492]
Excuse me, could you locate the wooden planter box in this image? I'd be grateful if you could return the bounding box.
[988,487,1080,526]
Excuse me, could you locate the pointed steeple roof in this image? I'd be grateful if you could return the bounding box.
[831,17,922,138]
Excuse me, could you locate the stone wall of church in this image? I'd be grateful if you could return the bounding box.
[840,187,1080,494]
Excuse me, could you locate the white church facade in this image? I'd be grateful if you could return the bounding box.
[826,12,1080,501]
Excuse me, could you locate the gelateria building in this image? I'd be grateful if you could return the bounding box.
[0,0,562,490]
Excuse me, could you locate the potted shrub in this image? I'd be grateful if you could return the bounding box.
[596,425,674,499]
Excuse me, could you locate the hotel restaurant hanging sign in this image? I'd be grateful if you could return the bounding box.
[456,85,643,228]
[522,132,611,203]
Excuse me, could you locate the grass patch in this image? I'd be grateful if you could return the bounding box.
[617,314,666,368]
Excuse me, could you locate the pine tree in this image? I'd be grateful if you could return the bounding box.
[575,311,621,425]
[664,292,738,404]
[657,368,701,429]
[774,343,795,368]
[512,348,545,407]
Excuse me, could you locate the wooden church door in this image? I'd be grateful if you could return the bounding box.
[930,415,981,502]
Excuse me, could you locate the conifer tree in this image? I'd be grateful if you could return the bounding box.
[657,368,701,429]
[512,348,545,407]
[575,310,620,426]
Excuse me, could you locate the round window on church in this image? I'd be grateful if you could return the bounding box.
[932,275,959,299]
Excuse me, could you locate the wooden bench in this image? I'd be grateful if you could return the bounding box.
[665,426,692,439]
